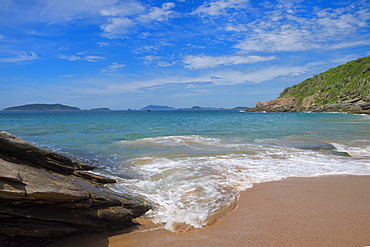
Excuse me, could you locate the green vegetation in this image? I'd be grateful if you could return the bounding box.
[279,55,370,106]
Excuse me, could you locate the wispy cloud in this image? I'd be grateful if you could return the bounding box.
[142,55,175,67]
[100,17,136,38]
[58,53,105,62]
[327,39,370,50]
[136,2,176,23]
[192,0,249,16]
[101,2,177,39]
[100,1,145,17]
[183,55,275,69]
[0,52,38,63]
[61,64,309,96]
[60,74,75,78]
[101,63,125,72]
[233,2,370,52]
[1,0,117,25]
[97,42,109,47]
[234,28,318,52]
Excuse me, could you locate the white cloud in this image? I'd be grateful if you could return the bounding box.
[224,24,248,32]
[101,63,125,72]
[232,2,370,52]
[58,54,105,62]
[101,17,135,38]
[0,52,38,63]
[183,55,275,69]
[136,2,176,23]
[192,0,249,16]
[9,0,118,23]
[100,2,177,39]
[134,45,161,54]
[2,0,164,39]
[97,42,109,47]
[142,55,175,67]
[235,28,317,52]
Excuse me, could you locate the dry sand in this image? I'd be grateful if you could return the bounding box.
[49,175,370,247]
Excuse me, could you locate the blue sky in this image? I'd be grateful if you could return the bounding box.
[0,0,369,110]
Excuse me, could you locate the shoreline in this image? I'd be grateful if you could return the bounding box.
[49,174,370,247]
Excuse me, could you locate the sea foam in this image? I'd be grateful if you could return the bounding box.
[111,135,370,232]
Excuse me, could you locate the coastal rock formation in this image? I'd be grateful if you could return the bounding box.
[246,97,299,112]
[0,131,149,246]
[244,96,370,114]
[246,94,370,114]
[246,55,370,114]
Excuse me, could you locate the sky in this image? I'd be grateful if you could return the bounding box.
[0,0,370,110]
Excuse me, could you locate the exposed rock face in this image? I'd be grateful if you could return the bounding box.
[0,131,149,246]
[245,96,299,112]
[245,95,370,114]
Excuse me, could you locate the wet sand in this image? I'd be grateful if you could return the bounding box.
[49,175,370,247]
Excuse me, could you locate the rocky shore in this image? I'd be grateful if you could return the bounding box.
[0,131,149,247]
[245,94,370,114]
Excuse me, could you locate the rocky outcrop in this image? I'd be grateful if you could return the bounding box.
[246,97,299,112]
[0,131,149,246]
[246,94,370,114]
[246,55,370,114]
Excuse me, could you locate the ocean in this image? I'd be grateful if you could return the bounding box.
[1,110,370,232]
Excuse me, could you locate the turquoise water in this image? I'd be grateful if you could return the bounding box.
[1,110,370,231]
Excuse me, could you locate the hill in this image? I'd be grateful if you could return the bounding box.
[2,103,81,111]
[246,55,370,114]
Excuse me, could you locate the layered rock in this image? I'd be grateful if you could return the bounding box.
[247,97,299,112]
[246,94,370,114]
[0,131,149,246]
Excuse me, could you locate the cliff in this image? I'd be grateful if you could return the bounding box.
[246,55,370,113]
[0,131,149,246]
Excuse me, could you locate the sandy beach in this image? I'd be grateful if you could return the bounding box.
[49,175,370,247]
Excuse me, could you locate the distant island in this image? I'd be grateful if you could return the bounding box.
[139,105,249,111]
[140,105,176,110]
[90,108,111,111]
[2,104,113,112]
[2,103,81,111]
[177,106,249,111]
[2,103,246,112]
[246,55,370,114]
